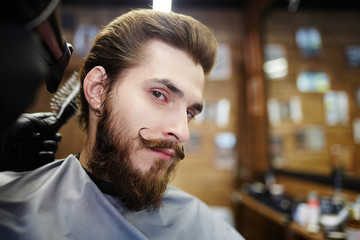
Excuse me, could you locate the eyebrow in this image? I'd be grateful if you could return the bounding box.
[153,78,203,113]
[191,102,203,113]
[154,79,184,97]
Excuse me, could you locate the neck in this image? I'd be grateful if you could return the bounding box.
[80,116,98,170]
[79,132,95,171]
[79,145,90,170]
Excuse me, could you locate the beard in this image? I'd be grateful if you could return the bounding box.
[87,99,184,212]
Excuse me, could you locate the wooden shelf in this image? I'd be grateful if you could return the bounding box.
[235,190,326,240]
[289,222,324,240]
[234,190,289,226]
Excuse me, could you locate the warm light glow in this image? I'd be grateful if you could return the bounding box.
[153,0,172,12]
[263,58,288,79]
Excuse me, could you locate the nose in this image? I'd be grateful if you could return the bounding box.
[163,111,190,142]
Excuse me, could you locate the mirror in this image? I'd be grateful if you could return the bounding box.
[263,10,360,179]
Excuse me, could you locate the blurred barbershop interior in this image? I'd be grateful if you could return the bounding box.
[24,0,360,239]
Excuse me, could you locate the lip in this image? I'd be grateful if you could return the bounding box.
[151,148,174,161]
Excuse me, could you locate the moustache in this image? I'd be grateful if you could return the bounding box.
[138,128,185,160]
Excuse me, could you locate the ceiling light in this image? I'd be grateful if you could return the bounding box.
[153,0,172,12]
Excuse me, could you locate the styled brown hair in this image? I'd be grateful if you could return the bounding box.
[78,9,218,130]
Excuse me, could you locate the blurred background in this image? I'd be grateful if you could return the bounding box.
[25,0,360,239]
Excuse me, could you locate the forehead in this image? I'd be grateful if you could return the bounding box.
[132,40,205,97]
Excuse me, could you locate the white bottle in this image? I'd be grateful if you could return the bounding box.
[306,191,320,233]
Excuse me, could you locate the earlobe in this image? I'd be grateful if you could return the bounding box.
[83,66,107,110]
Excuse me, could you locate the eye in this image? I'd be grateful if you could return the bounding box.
[187,110,195,121]
[151,91,166,101]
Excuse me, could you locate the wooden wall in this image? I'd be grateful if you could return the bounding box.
[264,10,360,176]
[26,7,245,209]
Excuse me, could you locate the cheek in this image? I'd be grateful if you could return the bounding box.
[113,87,169,133]
[133,106,166,130]
[114,99,161,135]
[111,90,146,131]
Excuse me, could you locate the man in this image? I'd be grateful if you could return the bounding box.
[0,9,244,239]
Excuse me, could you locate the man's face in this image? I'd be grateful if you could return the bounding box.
[112,40,204,172]
[89,40,205,211]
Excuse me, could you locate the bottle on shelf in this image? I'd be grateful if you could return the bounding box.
[307,191,321,233]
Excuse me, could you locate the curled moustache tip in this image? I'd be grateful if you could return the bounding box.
[178,146,185,160]
[138,127,150,137]
[139,127,149,132]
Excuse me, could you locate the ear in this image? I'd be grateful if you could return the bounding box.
[83,66,107,111]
